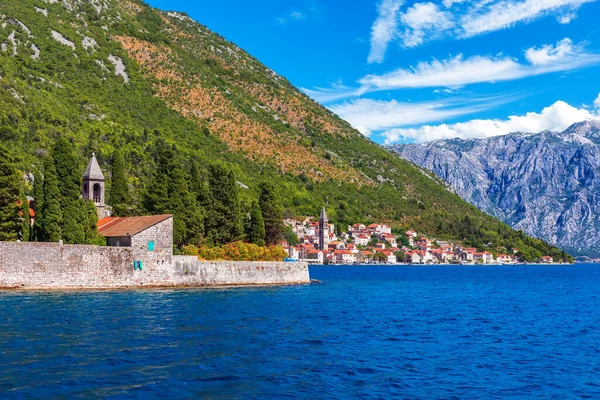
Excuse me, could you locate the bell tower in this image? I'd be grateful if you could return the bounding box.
[82,153,106,218]
[319,206,328,251]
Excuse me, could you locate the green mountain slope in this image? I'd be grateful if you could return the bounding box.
[0,0,569,260]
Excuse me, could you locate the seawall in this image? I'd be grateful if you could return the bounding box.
[0,242,310,290]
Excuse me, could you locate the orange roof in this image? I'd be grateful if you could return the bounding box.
[98,215,172,237]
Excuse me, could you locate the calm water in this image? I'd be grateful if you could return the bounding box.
[1,264,600,399]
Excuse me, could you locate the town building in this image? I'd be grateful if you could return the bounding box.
[82,153,106,219]
[98,215,174,255]
[319,207,329,251]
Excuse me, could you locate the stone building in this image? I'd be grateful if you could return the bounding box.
[98,215,174,255]
[82,153,106,218]
[319,206,328,251]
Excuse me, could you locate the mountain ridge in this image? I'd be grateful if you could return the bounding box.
[0,0,569,260]
[390,120,600,257]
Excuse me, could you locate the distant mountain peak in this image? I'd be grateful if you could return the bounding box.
[390,120,600,257]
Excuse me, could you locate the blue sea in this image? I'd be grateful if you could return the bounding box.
[1,264,600,399]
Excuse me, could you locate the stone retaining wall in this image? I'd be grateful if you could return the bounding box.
[0,242,310,289]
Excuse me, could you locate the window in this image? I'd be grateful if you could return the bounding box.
[133,260,143,271]
[148,241,155,251]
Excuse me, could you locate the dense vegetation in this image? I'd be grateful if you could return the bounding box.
[0,0,572,261]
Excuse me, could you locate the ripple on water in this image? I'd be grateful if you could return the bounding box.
[1,264,600,398]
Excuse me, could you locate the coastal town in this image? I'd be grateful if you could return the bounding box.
[282,208,557,265]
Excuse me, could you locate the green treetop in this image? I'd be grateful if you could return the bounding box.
[205,162,243,246]
[109,149,131,216]
[248,200,266,246]
[259,182,284,246]
[0,144,23,241]
[142,145,204,248]
[40,155,62,242]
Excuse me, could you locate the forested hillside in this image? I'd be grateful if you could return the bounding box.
[0,0,569,261]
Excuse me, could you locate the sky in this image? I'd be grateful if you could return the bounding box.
[146,0,600,144]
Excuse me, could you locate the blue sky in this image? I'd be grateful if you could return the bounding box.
[146,0,600,144]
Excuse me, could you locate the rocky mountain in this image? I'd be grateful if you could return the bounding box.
[390,121,600,258]
[0,0,568,259]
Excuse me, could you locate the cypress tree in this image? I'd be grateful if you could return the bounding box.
[31,170,44,241]
[259,181,284,245]
[53,139,87,244]
[62,199,86,244]
[84,200,105,245]
[205,162,243,245]
[109,149,131,216]
[248,200,265,246]
[169,164,204,247]
[142,147,204,248]
[40,155,62,242]
[52,138,81,206]
[0,144,22,241]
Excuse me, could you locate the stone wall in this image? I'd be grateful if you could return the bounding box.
[130,217,173,255]
[0,242,310,290]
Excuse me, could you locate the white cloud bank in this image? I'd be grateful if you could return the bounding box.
[305,38,600,103]
[329,95,511,136]
[381,97,600,144]
[367,0,404,64]
[367,0,598,58]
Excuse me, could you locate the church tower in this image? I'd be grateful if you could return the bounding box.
[319,206,328,251]
[82,153,106,218]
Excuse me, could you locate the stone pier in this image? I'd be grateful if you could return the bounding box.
[0,242,310,290]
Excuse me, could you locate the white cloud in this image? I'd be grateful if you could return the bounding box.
[442,0,467,7]
[382,99,600,143]
[398,2,453,47]
[304,39,600,102]
[329,96,506,136]
[557,11,577,23]
[290,11,306,20]
[524,38,582,65]
[369,0,597,50]
[594,93,600,110]
[367,0,404,64]
[301,83,368,103]
[276,9,311,24]
[459,0,595,38]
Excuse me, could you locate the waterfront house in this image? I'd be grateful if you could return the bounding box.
[98,214,174,255]
[541,256,554,263]
[306,250,324,264]
[334,250,356,264]
[354,234,370,246]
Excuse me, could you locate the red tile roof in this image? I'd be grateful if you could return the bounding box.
[98,215,172,237]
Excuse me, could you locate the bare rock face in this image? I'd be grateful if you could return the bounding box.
[389,121,600,258]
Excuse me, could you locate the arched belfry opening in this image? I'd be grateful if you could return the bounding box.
[82,153,106,218]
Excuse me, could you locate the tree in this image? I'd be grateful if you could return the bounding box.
[394,250,406,263]
[0,144,22,241]
[52,138,81,207]
[259,182,284,245]
[40,155,62,242]
[109,149,131,216]
[31,170,44,241]
[62,199,86,244]
[205,162,243,245]
[84,200,105,245]
[142,147,204,248]
[52,139,89,244]
[248,200,265,246]
[284,225,299,246]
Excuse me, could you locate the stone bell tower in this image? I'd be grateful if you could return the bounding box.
[82,153,106,218]
[319,206,328,251]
